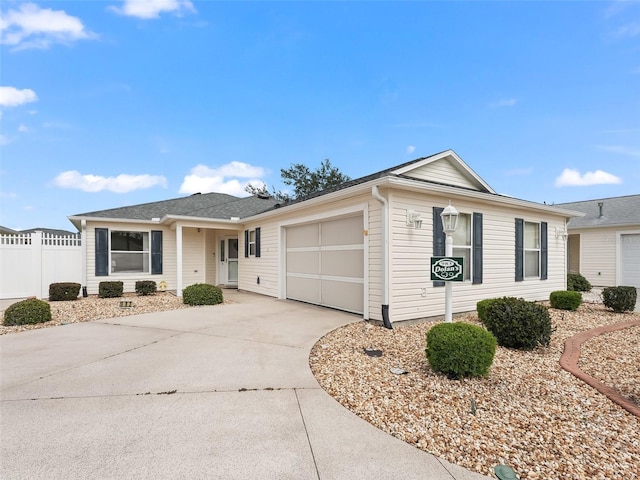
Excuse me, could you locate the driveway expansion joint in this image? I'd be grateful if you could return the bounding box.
[559,318,640,417]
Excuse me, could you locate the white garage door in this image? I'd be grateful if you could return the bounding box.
[621,234,640,288]
[286,215,364,314]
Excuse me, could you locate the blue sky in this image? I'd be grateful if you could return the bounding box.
[1,0,639,232]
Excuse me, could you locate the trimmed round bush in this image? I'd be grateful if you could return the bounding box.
[99,281,123,298]
[135,280,157,296]
[567,273,592,292]
[549,290,582,311]
[425,322,496,379]
[182,283,223,306]
[49,282,81,301]
[602,286,637,313]
[3,298,52,326]
[481,297,554,350]
[476,298,498,323]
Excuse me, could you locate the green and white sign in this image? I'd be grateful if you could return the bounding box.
[431,257,464,282]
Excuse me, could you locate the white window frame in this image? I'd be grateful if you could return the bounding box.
[248,229,256,257]
[452,213,472,282]
[524,221,540,278]
[110,230,151,274]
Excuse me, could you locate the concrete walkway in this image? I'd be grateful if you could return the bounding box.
[0,291,490,480]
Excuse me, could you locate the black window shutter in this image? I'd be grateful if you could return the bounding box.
[472,212,483,284]
[540,222,548,280]
[151,230,163,275]
[95,228,109,277]
[255,227,261,258]
[433,207,445,287]
[515,218,524,282]
[244,230,249,258]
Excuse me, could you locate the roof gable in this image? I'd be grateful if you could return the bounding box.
[392,150,495,193]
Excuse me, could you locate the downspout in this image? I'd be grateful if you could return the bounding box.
[372,186,392,329]
[81,219,87,297]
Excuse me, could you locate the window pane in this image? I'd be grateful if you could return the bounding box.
[228,239,238,259]
[111,252,147,273]
[111,232,148,252]
[452,214,471,246]
[452,247,471,281]
[525,251,540,277]
[524,222,539,249]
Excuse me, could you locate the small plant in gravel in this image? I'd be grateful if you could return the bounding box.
[481,297,554,350]
[567,272,592,292]
[48,282,81,301]
[602,286,637,313]
[98,281,124,298]
[425,322,496,379]
[549,290,582,311]
[135,280,157,296]
[182,283,223,306]
[3,298,52,326]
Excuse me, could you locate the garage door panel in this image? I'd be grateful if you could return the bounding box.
[287,251,319,275]
[321,250,364,278]
[621,234,640,288]
[321,280,363,313]
[287,224,319,248]
[287,276,320,304]
[321,217,363,246]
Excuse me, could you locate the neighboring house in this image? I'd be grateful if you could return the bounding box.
[68,150,581,324]
[0,226,19,235]
[557,195,640,288]
[20,227,79,236]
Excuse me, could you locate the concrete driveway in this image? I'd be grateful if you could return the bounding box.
[1,291,490,480]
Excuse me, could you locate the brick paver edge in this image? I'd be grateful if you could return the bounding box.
[559,318,640,418]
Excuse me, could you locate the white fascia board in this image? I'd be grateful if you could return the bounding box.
[162,215,242,229]
[567,223,638,231]
[387,176,585,218]
[67,215,162,227]
[392,150,496,194]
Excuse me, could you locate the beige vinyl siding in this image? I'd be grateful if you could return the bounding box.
[571,226,640,287]
[85,222,177,295]
[181,227,206,288]
[402,158,478,190]
[205,229,217,285]
[388,191,567,322]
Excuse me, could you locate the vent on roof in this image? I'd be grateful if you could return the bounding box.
[257,193,271,200]
[191,192,201,196]
[598,202,604,218]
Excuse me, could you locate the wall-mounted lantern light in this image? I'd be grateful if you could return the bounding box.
[406,210,424,229]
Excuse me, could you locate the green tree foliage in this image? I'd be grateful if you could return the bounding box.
[245,159,350,202]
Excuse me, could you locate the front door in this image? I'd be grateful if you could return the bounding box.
[219,237,239,287]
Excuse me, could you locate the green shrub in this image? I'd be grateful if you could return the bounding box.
[3,298,52,326]
[567,273,592,292]
[481,297,554,350]
[99,281,124,298]
[549,290,582,311]
[425,322,496,379]
[182,283,223,306]
[476,298,498,322]
[135,280,157,296]
[602,286,637,313]
[49,282,81,301]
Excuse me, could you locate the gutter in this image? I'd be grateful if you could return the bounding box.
[372,186,392,329]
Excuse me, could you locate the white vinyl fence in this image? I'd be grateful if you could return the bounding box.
[0,231,83,300]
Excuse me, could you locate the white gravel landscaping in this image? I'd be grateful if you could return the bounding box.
[309,303,640,480]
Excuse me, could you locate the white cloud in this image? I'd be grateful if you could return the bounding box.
[18,124,29,133]
[179,161,267,196]
[554,168,622,187]
[0,2,95,50]
[0,86,38,107]
[0,191,18,199]
[612,21,640,38]
[110,0,196,19]
[489,98,517,108]
[53,171,168,193]
[406,145,416,154]
[597,144,640,157]
[0,134,12,146]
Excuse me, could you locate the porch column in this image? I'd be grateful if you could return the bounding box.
[176,225,183,297]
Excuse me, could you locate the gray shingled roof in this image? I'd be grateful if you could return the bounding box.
[73,192,280,221]
[557,194,640,228]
